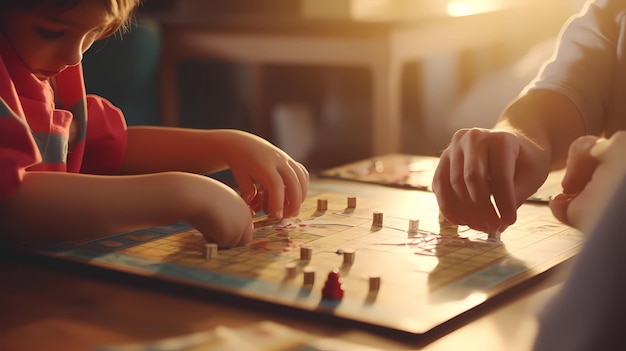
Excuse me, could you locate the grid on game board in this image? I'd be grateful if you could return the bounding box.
[104,216,512,291]
[72,191,577,294]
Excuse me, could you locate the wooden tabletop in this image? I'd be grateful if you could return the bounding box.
[0,256,354,350]
[0,254,569,351]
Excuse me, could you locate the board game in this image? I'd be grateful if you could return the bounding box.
[320,153,566,202]
[23,179,582,335]
[319,153,439,191]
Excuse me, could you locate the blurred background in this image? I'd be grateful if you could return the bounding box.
[83,0,587,173]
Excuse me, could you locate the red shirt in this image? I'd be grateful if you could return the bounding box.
[0,34,127,200]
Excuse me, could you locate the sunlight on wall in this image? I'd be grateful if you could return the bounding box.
[351,0,392,18]
[303,0,529,21]
[446,0,503,17]
[302,0,447,21]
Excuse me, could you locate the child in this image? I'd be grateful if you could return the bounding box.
[0,0,309,248]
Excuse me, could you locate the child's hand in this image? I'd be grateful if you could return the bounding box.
[432,127,549,235]
[122,127,309,220]
[550,132,626,233]
[222,131,309,219]
[0,171,255,247]
[183,174,255,248]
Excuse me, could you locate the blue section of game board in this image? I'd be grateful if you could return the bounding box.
[41,244,527,301]
[34,234,547,334]
[84,222,191,250]
[45,246,286,292]
[457,264,526,290]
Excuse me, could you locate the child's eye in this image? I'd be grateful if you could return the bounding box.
[36,27,64,39]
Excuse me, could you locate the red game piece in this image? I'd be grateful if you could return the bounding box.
[322,269,344,300]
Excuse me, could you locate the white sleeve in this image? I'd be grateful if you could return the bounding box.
[525,0,626,136]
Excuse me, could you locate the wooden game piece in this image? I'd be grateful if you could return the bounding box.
[303,267,315,286]
[372,211,383,227]
[321,269,344,300]
[204,243,218,260]
[300,246,312,260]
[408,219,420,234]
[488,230,502,241]
[369,275,381,292]
[342,248,355,265]
[438,211,458,236]
[285,263,297,279]
[317,198,328,211]
[347,196,357,208]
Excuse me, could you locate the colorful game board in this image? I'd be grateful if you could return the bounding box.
[24,180,582,335]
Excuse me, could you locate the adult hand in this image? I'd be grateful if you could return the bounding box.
[550,132,626,233]
[433,127,549,234]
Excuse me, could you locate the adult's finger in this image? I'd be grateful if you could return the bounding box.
[549,192,576,226]
[560,136,601,195]
[487,134,519,233]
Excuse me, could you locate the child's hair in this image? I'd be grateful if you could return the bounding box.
[0,0,141,38]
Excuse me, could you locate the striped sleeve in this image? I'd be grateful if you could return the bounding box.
[0,98,41,200]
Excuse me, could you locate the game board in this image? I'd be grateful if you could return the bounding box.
[23,180,583,335]
[319,153,439,191]
[320,153,566,202]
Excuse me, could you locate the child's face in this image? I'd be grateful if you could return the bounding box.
[1,1,115,81]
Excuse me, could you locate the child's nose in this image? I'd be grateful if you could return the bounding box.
[59,41,84,67]
[65,47,83,67]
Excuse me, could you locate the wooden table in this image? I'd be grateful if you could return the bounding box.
[154,0,571,156]
[0,179,573,351]
[0,253,569,351]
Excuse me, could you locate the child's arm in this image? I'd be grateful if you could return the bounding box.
[122,127,309,219]
[0,171,253,247]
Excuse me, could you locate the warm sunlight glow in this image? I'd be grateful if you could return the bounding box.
[303,0,529,22]
[446,0,502,17]
[447,1,474,16]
